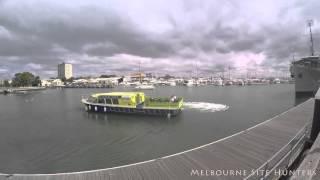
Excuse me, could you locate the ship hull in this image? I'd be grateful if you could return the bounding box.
[83,102,181,116]
[292,64,320,95]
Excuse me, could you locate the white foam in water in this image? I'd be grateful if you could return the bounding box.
[184,102,229,112]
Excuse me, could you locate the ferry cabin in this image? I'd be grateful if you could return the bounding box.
[82,92,183,116]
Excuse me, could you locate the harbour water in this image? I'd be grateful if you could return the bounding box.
[0,84,307,174]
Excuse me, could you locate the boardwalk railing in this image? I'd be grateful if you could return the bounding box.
[245,122,311,180]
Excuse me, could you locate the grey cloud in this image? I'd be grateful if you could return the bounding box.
[0,2,174,59]
[0,0,319,78]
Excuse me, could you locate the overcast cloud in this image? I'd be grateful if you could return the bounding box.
[0,0,319,78]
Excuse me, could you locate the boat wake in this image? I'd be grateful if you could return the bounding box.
[184,102,229,112]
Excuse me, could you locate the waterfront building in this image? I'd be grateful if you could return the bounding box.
[130,72,145,81]
[41,79,64,87]
[145,73,153,78]
[41,80,51,87]
[96,77,121,85]
[51,79,64,87]
[58,63,73,80]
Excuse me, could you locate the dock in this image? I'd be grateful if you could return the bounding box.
[0,87,46,94]
[0,98,315,180]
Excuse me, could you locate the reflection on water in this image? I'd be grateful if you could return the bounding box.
[295,93,314,105]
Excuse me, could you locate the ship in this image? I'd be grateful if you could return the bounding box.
[290,20,320,96]
[290,56,320,95]
[81,92,183,116]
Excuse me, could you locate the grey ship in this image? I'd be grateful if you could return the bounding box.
[290,20,320,95]
[290,56,320,95]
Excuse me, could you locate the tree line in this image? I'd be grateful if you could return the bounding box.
[1,72,41,87]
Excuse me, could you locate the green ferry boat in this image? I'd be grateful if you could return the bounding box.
[81,92,183,116]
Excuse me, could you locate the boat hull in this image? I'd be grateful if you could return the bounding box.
[291,64,320,95]
[82,102,181,116]
[291,56,320,95]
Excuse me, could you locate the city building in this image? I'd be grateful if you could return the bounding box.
[58,63,73,79]
[41,80,52,87]
[41,79,64,87]
[130,72,145,81]
[146,73,153,78]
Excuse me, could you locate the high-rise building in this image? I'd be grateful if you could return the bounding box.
[58,63,73,79]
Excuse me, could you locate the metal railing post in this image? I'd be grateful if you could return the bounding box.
[261,161,269,180]
[310,88,320,142]
[286,143,294,168]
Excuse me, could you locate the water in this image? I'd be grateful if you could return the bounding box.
[0,84,306,174]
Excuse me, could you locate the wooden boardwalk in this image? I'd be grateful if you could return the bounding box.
[0,99,315,180]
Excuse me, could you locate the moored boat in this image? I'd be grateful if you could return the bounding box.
[134,84,155,90]
[81,92,183,116]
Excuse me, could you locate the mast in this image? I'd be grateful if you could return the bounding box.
[196,61,198,79]
[307,19,315,56]
[292,54,295,62]
[194,60,198,80]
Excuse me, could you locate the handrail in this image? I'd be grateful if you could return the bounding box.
[264,128,307,179]
[244,121,311,180]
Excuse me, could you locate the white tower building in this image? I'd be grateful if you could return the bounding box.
[58,63,73,79]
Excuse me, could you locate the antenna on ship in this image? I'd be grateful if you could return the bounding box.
[292,54,295,62]
[307,19,315,56]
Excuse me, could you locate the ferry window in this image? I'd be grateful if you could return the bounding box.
[105,99,112,104]
[98,98,104,104]
[298,73,303,78]
[113,98,119,104]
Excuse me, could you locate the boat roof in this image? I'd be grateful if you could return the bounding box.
[92,92,144,98]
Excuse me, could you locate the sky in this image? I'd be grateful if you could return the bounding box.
[0,0,320,79]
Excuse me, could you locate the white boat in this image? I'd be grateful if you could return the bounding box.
[273,78,281,84]
[213,78,223,86]
[169,81,176,86]
[184,79,194,87]
[224,81,233,86]
[235,79,245,86]
[246,79,270,85]
[134,84,155,90]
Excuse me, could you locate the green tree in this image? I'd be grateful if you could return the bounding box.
[32,76,41,86]
[12,72,41,87]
